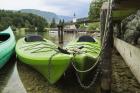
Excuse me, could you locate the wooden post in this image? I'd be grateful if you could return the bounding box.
[100,20,113,93]
[57,25,64,44]
[100,10,107,44]
[57,25,61,43]
[60,26,64,44]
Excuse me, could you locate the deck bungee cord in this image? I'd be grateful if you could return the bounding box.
[17,35,103,88]
[62,35,102,88]
[19,40,71,82]
[20,42,59,53]
[22,40,101,88]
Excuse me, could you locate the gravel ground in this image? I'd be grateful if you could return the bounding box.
[1,49,140,93]
[17,61,100,93]
[15,51,140,93]
[16,49,140,93]
[111,50,140,93]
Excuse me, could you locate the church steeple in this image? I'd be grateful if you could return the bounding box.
[73,13,77,23]
[74,13,76,18]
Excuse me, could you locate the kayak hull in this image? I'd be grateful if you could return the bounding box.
[65,37,101,80]
[16,38,72,84]
[0,27,16,69]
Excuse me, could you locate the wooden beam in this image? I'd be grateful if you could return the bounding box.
[64,19,100,25]
[100,19,113,93]
[100,10,107,44]
[112,9,137,21]
[113,0,140,9]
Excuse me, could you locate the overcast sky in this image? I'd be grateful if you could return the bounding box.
[0,0,91,18]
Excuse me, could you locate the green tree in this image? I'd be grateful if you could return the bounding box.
[0,9,48,31]
[89,0,107,20]
[62,19,65,24]
[59,19,62,25]
[50,18,56,28]
[75,23,80,29]
[36,18,46,32]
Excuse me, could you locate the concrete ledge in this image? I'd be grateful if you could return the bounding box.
[114,37,140,83]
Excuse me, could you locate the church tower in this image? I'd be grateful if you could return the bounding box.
[73,13,77,23]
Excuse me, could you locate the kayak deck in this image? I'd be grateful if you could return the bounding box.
[16,38,72,84]
[65,36,101,81]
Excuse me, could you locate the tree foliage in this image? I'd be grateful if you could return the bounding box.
[50,18,57,28]
[87,22,100,31]
[0,10,48,31]
[75,23,80,29]
[89,0,107,20]
[58,19,65,26]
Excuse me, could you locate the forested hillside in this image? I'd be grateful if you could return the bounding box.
[0,10,48,31]
[20,9,73,23]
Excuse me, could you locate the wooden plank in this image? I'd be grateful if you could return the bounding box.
[113,0,140,9]
[101,2,138,21]
[114,37,140,83]
[112,9,137,20]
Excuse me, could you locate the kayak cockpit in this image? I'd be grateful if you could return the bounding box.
[25,35,45,42]
[77,35,96,42]
[0,33,10,43]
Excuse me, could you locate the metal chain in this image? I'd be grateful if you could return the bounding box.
[73,0,113,88]
[70,46,103,88]
[76,60,102,89]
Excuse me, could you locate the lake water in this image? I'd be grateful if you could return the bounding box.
[0,29,100,93]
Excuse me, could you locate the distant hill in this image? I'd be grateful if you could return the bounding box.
[20,9,73,23]
[0,10,47,31]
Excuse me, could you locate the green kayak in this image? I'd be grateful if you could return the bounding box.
[16,35,72,84]
[65,35,101,81]
[0,27,16,69]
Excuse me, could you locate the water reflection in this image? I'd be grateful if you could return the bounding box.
[0,54,26,93]
[17,61,99,93]
[1,29,100,93]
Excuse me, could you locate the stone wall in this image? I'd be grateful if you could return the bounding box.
[117,10,140,45]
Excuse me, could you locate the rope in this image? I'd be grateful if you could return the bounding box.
[72,0,113,88]
[72,53,102,89]
[102,0,113,47]
[48,52,60,80]
[69,42,102,88]
[71,52,101,73]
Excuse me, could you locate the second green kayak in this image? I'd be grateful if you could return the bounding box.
[65,35,101,81]
[16,35,72,84]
